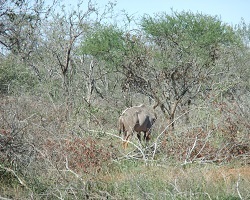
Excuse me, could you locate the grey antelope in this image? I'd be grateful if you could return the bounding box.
[118,104,157,149]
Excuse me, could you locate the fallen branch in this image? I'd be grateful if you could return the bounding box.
[104,131,147,162]
[236,174,243,200]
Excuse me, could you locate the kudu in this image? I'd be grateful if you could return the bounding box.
[118,104,157,149]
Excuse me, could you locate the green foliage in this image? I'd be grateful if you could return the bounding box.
[80,24,149,71]
[236,19,250,46]
[80,25,125,63]
[142,10,238,47]
[141,10,240,69]
[0,58,38,94]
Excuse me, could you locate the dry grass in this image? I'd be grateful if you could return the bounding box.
[204,166,250,183]
[98,163,250,199]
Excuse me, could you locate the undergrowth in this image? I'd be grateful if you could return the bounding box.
[0,95,249,199]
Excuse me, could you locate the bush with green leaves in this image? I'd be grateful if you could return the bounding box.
[0,57,39,94]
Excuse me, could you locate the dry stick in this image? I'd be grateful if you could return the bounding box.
[182,129,212,165]
[169,178,181,193]
[104,131,147,162]
[65,157,84,182]
[236,174,243,200]
[152,107,207,160]
[192,129,213,161]
[184,135,198,164]
[89,130,147,161]
[204,193,212,200]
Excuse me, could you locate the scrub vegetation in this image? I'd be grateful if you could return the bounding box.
[0,0,249,199]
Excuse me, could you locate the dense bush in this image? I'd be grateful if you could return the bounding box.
[0,57,39,94]
[0,0,249,199]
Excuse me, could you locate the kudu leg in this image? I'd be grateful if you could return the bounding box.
[137,132,141,142]
[144,130,151,145]
[123,133,131,149]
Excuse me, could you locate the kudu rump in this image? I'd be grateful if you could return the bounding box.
[118,104,157,149]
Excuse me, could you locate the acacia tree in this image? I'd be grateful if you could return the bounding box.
[140,11,240,129]
[80,24,154,108]
[80,11,240,129]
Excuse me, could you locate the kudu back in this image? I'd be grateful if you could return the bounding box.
[118,104,157,149]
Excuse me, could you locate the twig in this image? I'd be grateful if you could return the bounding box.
[65,157,84,182]
[193,130,213,160]
[152,107,207,159]
[184,135,198,164]
[236,174,243,200]
[169,178,181,193]
[104,131,147,162]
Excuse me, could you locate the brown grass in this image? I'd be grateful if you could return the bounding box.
[204,166,250,184]
[101,163,250,184]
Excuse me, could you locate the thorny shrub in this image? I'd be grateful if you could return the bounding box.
[163,128,248,163]
[0,128,35,172]
[44,136,115,174]
[0,97,36,171]
[160,100,249,164]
